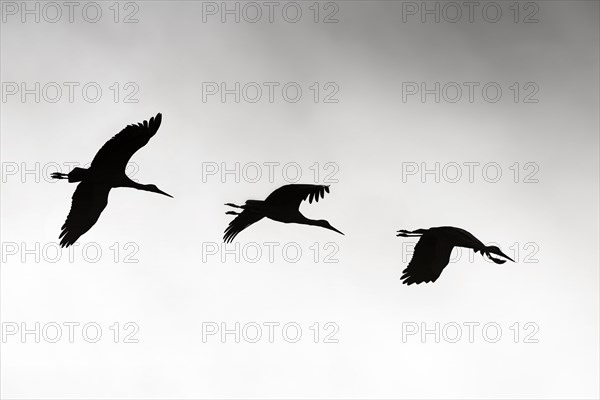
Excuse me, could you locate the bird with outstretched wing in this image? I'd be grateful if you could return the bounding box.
[53,113,172,247]
[224,184,343,243]
[397,227,515,285]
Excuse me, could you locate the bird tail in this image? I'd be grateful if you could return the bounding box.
[225,200,263,210]
[68,167,88,183]
[52,167,88,183]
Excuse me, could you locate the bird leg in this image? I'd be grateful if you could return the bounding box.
[225,203,243,209]
[398,229,427,233]
[225,211,240,215]
[51,172,68,179]
[396,229,426,237]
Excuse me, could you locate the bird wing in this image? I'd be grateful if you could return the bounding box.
[59,180,111,247]
[223,210,264,243]
[401,234,454,285]
[90,113,162,172]
[265,184,330,209]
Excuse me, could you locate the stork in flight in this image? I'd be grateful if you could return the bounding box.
[52,113,172,247]
[224,184,344,243]
[396,226,514,285]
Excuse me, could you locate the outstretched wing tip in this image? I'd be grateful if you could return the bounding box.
[58,181,110,250]
[223,209,264,244]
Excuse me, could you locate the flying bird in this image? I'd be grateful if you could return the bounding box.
[224,184,344,243]
[52,113,172,247]
[396,226,514,285]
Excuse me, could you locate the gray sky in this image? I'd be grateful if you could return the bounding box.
[1,1,599,398]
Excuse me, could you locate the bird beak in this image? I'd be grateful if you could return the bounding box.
[157,189,173,198]
[329,226,345,236]
[488,250,514,263]
[497,250,515,263]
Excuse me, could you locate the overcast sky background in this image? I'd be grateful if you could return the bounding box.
[1,1,599,399]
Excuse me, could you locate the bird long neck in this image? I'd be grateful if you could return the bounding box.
[122,176,150,191]
[298,215,325,228]
[294,213,342,235]
[451,230,486,251]
[134,182,156,192]
[117,174,172,198]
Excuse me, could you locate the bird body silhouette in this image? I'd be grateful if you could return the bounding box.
[224,184,344,243]
[52,113,172,247]
[397,226,514,285]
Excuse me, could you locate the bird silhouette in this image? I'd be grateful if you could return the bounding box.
[52,113,172,247]
[224,184,344,243]
[396,226,514,285]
